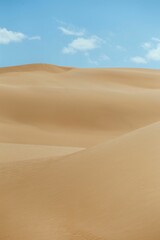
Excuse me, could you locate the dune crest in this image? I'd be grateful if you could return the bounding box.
[0,63,73,74]
[0,64,160,240]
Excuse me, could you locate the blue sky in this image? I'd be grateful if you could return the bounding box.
[0,0,160,68]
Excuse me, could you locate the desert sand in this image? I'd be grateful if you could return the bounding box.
[0,63,160,240]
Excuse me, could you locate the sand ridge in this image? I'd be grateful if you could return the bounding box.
[0,64,160,239]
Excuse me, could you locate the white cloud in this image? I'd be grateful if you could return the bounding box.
[142,42,152,49]
[151,37,160,42]
[0,28,26,44]
[58,26,85,37]
[62,36,103,54]
[146,43,160,61]
[0,27,41,44]
[131,56,147,64]
[59,22,109,65]
[131,37,160,64]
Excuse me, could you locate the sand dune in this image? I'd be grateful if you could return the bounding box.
[0,64,160,239]
[0,143,84,163]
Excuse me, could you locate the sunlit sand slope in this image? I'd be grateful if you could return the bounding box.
[0,64,160,239]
